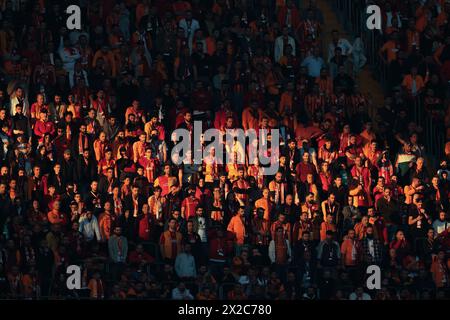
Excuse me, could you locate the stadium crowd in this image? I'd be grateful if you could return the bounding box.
[0,0,448,300]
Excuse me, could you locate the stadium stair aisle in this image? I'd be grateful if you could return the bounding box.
[314,0,385,119]
[314,1,439,172]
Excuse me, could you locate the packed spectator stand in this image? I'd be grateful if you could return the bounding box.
[0,0,448,300]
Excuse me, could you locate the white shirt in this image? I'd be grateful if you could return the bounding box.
[175,252,197,278]
[197,216,207,242]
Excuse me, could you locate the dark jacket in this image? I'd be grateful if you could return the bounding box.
[76,156,98,186]
[376,197,401,225]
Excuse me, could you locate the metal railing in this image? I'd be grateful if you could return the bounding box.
[330,0,387,88]
[329,0,446,168]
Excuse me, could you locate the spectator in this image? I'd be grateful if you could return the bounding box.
[268,226,292,282]
[227,206,247,256]
[171,282,194,300]
[349,287,372,300]
[0,0,447,301]
[79,211,101,242]
[108,225,128,262]
[174,243,197,280]
[160,218,183,264]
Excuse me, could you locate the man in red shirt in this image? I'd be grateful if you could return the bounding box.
[181,185,199,219]
[351,156,372,207]
[154,164,175,197]
[296,152,316,183]
[34,109,55,143]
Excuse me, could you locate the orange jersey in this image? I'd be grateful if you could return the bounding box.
[380,40,399,63]
[227,215,247,245]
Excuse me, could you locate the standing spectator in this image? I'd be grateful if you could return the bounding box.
[227,207,247,256]
[269,226,292,282]
[108,226,128,280]
[160,218,183,264]
[79,211,101,243]
[360,225,384,267]
[174,243,197,280]
[316,231,341,275]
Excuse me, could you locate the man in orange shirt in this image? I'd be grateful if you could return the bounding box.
[255,188,273,221]
[227,207,247,255]
[359,122,377,148]
[406,19,421,53]
[159,218,183,264]
[402,66,425,97]
[340,229,360,268]
[379,32,400,65]
[93,131,109,162]
[404,177,425,205]
[132,133,147,163]
[320,213,336,241]
[99,201,116,241]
